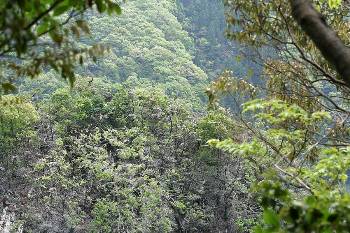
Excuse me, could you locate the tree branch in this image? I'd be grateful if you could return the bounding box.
[25,0,64,30]
[290,0,350,88]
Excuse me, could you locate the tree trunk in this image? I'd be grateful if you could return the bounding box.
[289,0,350,88]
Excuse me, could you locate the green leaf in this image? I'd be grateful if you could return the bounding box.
[36,22,50,35]
[111,3,122,15]
[53,2,71,16]
[49,31,63,44]
[95,0,106,13]
[328,0,342,8]
[263,209,280,230]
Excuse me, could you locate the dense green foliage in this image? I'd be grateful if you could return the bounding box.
[1,80,257,232]
[82,0,208,106]
[2,0,350,232]
[0,1,258,232]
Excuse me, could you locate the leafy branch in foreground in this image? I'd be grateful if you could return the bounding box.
[0,0,122,93]
[209,98,350,232]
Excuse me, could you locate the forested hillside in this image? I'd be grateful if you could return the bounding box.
[18,0,255,105]
[179,0,254,78]
[2,0,350,232]
[82,0,208,104]
[1,1,256,232]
